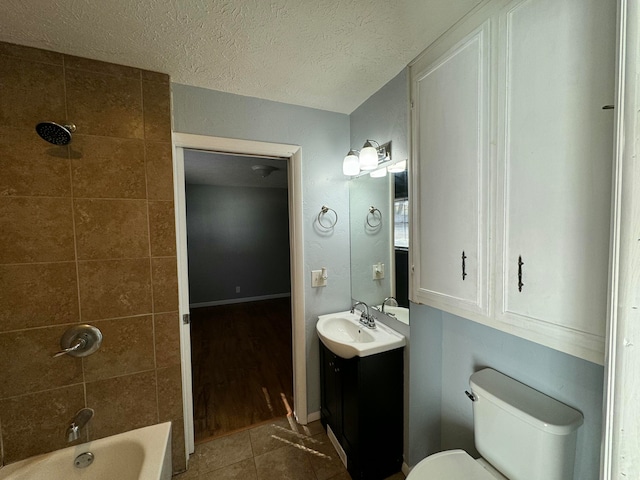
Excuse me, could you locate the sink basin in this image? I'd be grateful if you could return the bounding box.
[316,311,406,359]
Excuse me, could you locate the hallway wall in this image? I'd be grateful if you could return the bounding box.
[186,183,291,305]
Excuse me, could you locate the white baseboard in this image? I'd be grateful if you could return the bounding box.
[306,411,321,423]
[190,292,291,308]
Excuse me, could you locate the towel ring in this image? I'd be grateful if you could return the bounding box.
[318,205,338,229]
[367,206,382,228]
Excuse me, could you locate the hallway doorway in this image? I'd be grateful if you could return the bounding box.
[172,133,306,456]
[183,149,292,442]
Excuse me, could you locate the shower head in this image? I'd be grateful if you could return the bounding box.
[36,122,76,145]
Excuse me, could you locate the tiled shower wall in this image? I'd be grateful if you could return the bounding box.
[0,42,185,471]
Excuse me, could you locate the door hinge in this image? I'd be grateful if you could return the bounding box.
[182,313,190,325]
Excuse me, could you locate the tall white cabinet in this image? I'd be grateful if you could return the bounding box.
[410,0,615,364]
[411,22,490,318]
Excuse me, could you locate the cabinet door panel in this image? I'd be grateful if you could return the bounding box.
[413,24,489,315]
[498,0,614,340]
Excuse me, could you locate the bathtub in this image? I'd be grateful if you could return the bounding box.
[0,422,172,480]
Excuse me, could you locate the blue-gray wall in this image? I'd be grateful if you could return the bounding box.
[172,85,351,413]
[185,184,290,304]
[409,305,604,479]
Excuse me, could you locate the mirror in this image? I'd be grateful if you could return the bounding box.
[349,170,409,323]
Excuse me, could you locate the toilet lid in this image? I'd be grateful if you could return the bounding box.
[408,450,501,480]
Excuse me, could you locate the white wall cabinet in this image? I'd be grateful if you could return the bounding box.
[410,0,615,364]
[410,21,490,319]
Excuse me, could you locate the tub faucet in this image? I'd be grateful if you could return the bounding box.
[351,301,375,329]
[66,408,94,442]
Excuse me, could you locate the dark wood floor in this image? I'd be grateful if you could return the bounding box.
[190,297,294,443]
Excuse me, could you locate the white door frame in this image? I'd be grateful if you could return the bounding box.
[172,133,307,458]
[601,0,640,477]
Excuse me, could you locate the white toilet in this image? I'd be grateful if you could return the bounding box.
[407,368,584,480]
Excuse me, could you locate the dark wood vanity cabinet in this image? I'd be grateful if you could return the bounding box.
[320,341,403,480]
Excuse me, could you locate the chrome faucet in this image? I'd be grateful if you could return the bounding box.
[351,301,376,329]
[381,296,398,315]
[66,408,94,442]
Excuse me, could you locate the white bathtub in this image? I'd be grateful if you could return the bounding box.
[0,422,172,480]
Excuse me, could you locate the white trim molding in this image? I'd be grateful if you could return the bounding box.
[172,133,307,461]
[601,0,640,477]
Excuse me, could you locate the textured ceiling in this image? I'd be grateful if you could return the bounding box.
[0,0,480,114]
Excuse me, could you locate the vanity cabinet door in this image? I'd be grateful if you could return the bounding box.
[495,0,615,363]
[320,344,342,440]
[411,22,490,318]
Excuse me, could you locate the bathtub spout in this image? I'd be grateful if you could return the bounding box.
[66,408,94,442]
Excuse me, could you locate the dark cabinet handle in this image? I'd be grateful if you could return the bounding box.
[518,256,524,292]
[461,251,467,281]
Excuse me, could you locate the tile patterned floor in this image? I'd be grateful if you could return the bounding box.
[173,416,406,480]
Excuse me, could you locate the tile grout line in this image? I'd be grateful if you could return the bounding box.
[62,53,88,412]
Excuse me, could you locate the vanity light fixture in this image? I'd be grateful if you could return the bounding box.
[387,160,407,173]
[370,167,387,178]
[343,140,392,176]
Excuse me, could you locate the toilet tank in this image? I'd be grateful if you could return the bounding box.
[470,369,584,480]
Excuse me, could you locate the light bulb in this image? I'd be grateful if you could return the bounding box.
[343,150,360,176]
[359,141,379,170]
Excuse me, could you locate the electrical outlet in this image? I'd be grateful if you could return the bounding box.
[312,269,327,287]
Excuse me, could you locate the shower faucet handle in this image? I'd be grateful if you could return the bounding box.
[53,325,103,358]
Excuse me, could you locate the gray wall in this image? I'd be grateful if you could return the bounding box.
[185,184,290,304]
[172,85,351,413]
[409,303,605,480]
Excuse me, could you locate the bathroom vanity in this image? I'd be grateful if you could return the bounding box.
[319,341,403,480]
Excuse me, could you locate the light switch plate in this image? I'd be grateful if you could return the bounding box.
[373,263,385,280]
[312,269,327,287]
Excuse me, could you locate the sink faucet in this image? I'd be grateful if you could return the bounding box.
[66,408,94,442]
[381,296,398,315]
[351,301,376,329]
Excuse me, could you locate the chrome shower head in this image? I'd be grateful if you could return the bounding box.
[36,122,76,145]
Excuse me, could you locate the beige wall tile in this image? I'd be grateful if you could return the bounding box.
[0,196,74,263]
[149,201,176,256]
[65,68,143,139]
[0,262,79,332]
[154,312,181,368]
[0,384,85,464]
[151,257,179,313]
[86,371,158,439]
[0,56,66,130]
[145,142,174,200]
[78,258,152,321]
[71,135,146,199]
[83,315,154,382]
[142,70,170,84]
[74,199,150,260]
[157,365,183,421]
[143,81,172,142]
[0,325,83,398]
[64,55,141,79]
[0,127,70,197]
[0,42,63,65]
[170,418,187,473]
